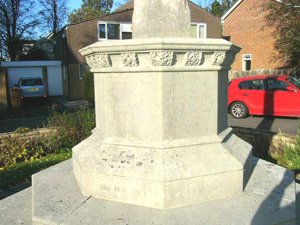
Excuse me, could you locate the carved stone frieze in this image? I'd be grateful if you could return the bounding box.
[150,51,174,66]
[86,54,111,69]
[121,52,139,67]
[184,51,203,66]
[212,52,226,66]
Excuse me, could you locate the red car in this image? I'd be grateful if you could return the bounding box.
[228,75,300,118]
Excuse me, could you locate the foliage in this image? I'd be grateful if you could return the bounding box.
[47,107,96,148]
[0,134,60,167]
[271,121,300,170]
[263,0,300,71]
[14,127,32,134]
[83,71,95,103]
[0,0,39,60]
[208,0,238,17]
[18,44,50,60]
[0,152,71,190]
[38,0,68,35]
[282,121,300,170]
[68,0,114,23]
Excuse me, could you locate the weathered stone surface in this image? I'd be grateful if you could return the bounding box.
[132,0,191,38]
[76,37,248,208]
[32,160,90,225]
[73,128,252,208]
[0,187,32,225]
[30,158,296,224]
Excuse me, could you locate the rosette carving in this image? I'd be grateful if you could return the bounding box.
[212,52,226,66]
[121,52,139,67]
[150,51,174,66]
[86,54,111,69]
[184,51,203,66]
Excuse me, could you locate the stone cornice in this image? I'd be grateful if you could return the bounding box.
[80,38,240,73]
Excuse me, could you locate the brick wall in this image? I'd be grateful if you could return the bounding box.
[228,68,298,80]
[223,0,284,71]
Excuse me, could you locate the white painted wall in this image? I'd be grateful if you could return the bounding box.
[47,66,63,96]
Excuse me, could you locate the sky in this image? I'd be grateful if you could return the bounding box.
[68,0,212,12]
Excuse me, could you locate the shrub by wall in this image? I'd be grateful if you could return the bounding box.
[0,128,58,167]
[47,107,96,149]
[83,71,94,103]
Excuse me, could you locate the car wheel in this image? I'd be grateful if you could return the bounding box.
[229,102,249,118]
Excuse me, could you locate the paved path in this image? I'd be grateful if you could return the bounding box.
[228,115,299,135]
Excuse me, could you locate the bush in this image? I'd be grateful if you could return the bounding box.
[0,134,59,167]
[47,107,96,148]
[0,152,71,190]
[282,122,300,170]
[14,127,32,134]
[273,121,300,170]
[83,71,94,103]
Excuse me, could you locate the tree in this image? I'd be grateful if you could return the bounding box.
[68,0,113,23]
[38,0,68,35]
[208,0,238,17]
[0,0,39,60]
[210,1,224,17]
[263,0,300,71]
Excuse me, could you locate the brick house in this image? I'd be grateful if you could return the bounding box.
[222,0,285,76]
[53,0,221,99]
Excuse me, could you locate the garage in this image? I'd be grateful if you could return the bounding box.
[0,61,63,96]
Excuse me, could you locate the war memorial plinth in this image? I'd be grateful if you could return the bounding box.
[0,0,297,224]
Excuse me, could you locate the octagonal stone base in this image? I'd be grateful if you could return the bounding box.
[23,157,296,225]
[72,128,252,209]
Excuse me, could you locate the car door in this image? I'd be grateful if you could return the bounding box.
[265,78,300,116]
[237,79,266,115]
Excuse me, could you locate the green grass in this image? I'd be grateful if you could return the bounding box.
[0,152,71,190]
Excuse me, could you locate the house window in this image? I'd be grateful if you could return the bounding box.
[197,23,207,39]
[99,23,106,39]
[191,23,207,39]
[242,54,252,71]
[79,64,90,80]
[98,22,132,40]
[107,24,120,39]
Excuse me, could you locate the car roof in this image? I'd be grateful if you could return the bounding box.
[232,74,289,82]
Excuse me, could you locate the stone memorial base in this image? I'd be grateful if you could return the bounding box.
[0,157,296,225]
[73,128,253,209]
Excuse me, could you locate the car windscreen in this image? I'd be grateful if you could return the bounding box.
[21,78,43,86]
[286,77,300,89]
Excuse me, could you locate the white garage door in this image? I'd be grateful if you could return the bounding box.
[47,66,63,96]
[8,67,43,88]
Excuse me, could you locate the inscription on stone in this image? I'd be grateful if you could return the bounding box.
[164,74,215,135]
[99,184,151,198]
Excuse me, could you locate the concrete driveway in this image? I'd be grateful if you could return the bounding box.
[228,115,299,135]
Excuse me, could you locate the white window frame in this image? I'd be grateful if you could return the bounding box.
[196,23,207,39]
[97,21,132,41]
[242,54,252,71]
